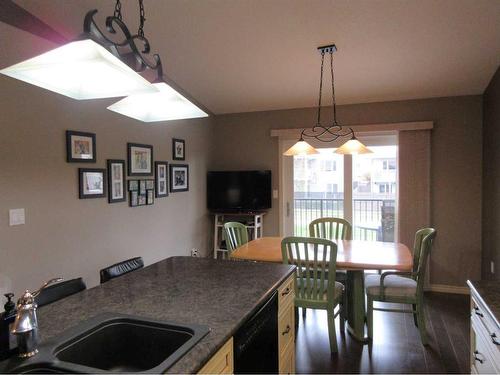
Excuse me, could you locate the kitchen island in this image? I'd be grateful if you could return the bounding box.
[1,256,295,373]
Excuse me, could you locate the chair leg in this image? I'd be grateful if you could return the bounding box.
[366,296,373,341]
[327,309,338,353]
[416,300,428,346]
[412,304,418,327]
[339,295,346,333]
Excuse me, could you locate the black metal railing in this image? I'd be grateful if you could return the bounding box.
[293,198,395,241]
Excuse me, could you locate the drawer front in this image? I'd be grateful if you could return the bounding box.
[279,341,295,375]
[198,337,233,374]
[471,297,500,369]
[473,326,499,374]
[278,300,295,354]
[279,275,295,313]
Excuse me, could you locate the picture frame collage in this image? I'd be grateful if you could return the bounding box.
[66,130,188,205]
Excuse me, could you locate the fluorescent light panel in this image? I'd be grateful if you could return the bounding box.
[107,82,208,122]
[0,39,156,100]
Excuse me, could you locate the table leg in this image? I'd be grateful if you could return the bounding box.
[346,270,369,342]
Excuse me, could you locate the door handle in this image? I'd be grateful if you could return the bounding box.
[474,306,484,317]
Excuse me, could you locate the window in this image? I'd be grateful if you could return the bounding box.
[382,159,396,170]
[323,160,336,171]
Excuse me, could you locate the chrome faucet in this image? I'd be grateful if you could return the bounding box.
[11,278,63,358]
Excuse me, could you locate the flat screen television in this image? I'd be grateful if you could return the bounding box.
[207,170,271,212]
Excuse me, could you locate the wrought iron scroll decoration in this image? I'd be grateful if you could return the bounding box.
[82,8,163,82]
[299,44,354,143]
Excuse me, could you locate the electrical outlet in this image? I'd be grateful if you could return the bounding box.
[491,261,495,274]
[191,248,199,257]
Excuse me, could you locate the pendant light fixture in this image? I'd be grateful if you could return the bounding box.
[1,1,207,121]
[106,1,208,122]
[283,44,372,156]
[0,2,158,100]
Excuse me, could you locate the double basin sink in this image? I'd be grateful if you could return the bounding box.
[5,313,210,373]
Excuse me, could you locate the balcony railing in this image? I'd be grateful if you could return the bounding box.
[293,198,395,241]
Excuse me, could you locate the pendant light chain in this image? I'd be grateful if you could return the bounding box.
[114,0,122,20]
[138,0,146,38]
[330,51,337,126]
[316,51,325,126]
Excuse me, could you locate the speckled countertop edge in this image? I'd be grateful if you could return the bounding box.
[467,279,500,329]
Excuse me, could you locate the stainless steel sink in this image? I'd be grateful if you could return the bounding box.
[4,313,210,373]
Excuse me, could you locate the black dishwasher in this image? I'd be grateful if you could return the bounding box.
[234,291,278,373]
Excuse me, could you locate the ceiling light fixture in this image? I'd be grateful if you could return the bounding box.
[283,44,372,156]
[1,0,207,121]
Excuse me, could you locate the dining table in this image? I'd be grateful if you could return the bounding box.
[231,236,413,342]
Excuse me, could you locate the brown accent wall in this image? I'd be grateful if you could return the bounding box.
[0,75,214,296]
[212,96,483,287]
[482,66,500,280]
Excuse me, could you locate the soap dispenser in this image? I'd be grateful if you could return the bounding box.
[0,293,17,360]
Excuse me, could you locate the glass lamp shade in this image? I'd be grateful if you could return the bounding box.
[0,39,156,100]
[107,82,209,122]
[335,137,373,155]
[283,139,319,156]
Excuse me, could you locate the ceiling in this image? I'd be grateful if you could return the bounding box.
[3,0,500,114]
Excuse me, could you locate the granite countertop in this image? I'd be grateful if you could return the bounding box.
[467,279,500,328]
[3,256,295,373]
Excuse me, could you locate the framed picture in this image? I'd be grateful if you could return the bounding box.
[66,130,96,163]
[172,138,185,161]
[130,191,138,207]
[146,180,154,190]
[139,180,146,195]
[155,161,168,197]
[138,195,147,205]
[147,190,154,205]
[79,168,106,199]
[107,160,126,203]
[127,143,153,176]
[128,180,138,191]
[170,164,189,192]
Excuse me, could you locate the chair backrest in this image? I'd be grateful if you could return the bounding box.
[223,222,249,254]
[35,277,86,307]
[412,228,437,291]
[281,236,338,307]
[309,217,352,241]
[100,257,144,284]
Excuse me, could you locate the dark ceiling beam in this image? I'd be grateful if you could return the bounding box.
[0,0,68,44]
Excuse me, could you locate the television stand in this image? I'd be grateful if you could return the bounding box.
[212,211,266,259]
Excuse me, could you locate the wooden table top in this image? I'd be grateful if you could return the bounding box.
[231,237,413,271]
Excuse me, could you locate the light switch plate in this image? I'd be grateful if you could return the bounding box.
[9,208,25,226]
[273,189,279,199]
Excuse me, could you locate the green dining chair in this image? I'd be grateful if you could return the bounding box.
[281,236,344,353]
[308,217,352,319]
[223,222,249,256]
[365,227,437,345]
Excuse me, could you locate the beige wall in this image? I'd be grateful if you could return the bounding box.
[0,75,215,297]
[482,66,500,280]
[212,96,483,287]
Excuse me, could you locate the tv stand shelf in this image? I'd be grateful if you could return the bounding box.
[212,212,266,259]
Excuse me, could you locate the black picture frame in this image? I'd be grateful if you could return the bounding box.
[127,143,153,176]
[172,138,185,161]
[107,160,126,203]
[79,168,106,199]
[128,180,138,191]
[155,161,169,198]
[66,130,96,163]
[130,191,139,207]
[169,164,189,193]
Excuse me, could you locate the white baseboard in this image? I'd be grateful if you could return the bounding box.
[425,284,469,295]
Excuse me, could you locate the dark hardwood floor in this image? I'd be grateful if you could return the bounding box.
[295,292,470,374]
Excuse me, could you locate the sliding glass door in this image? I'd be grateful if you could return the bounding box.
[285,135,398,242]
